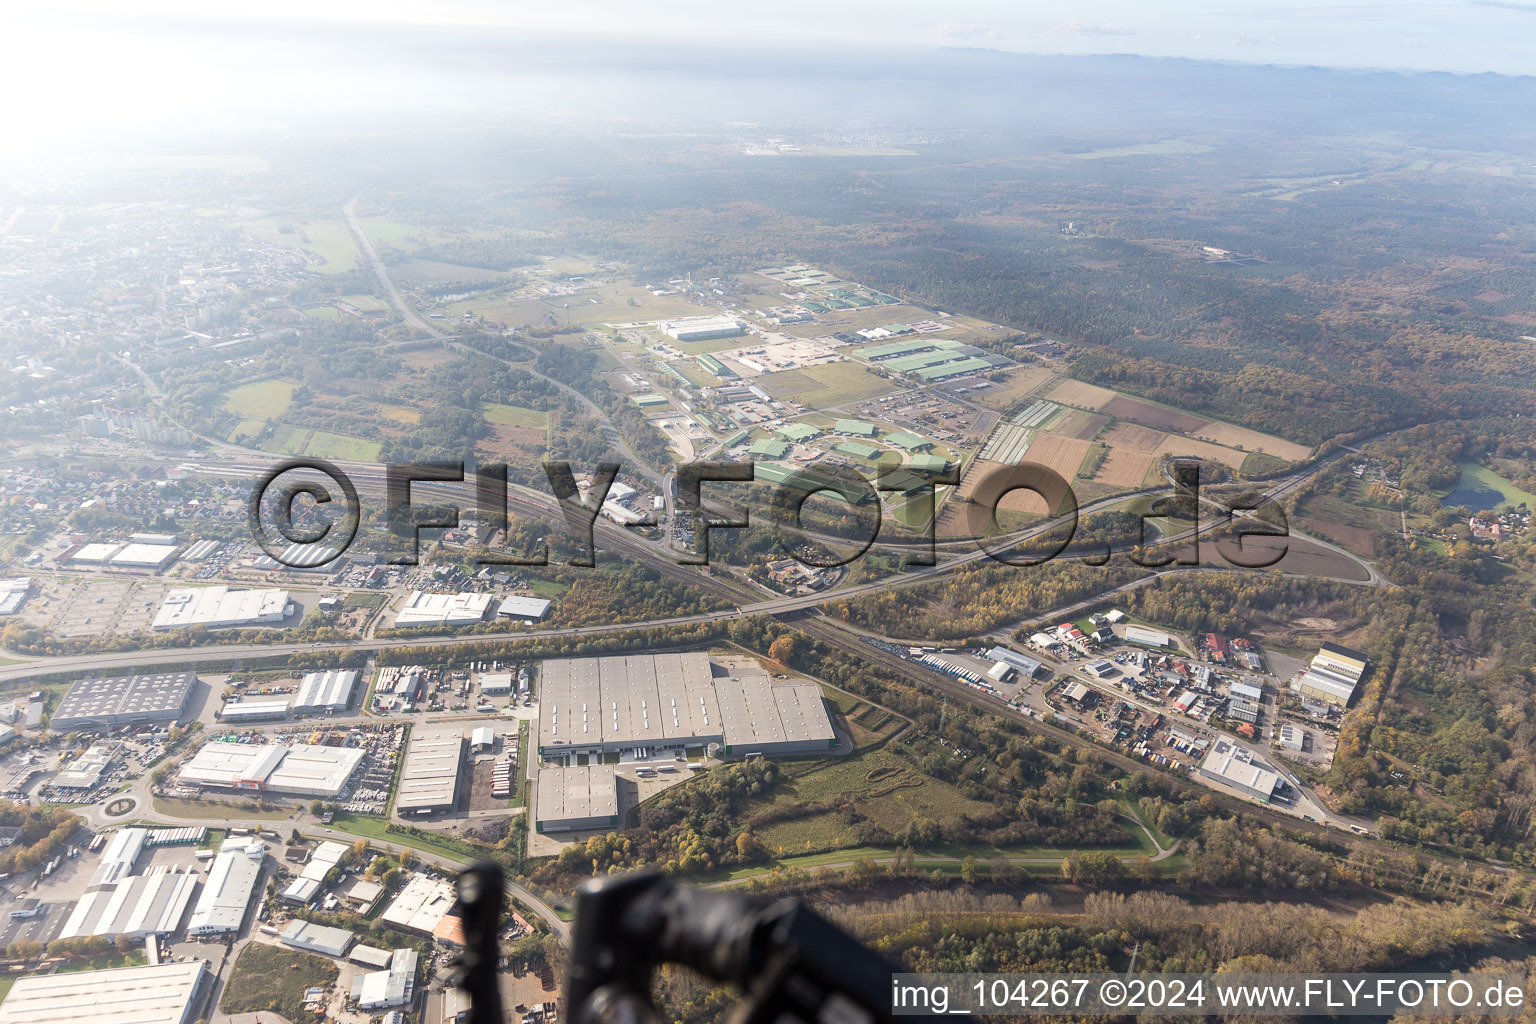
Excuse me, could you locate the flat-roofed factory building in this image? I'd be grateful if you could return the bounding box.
[51,670,196,731]
[292,669,359,714]
[1197,737,1280,804]
[658,316,745,342]
[178,742,363,798]
[394,734,465,816]
[537,653,836,759]
[535,764,618,833]
[0,960,208,1024]
[1289,641,1371,707]
[151,586,292,630]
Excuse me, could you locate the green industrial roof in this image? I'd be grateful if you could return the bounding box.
[906,454,951,473]
[632,394,669,407]
[858,338,936,360]
[747,438,790,458]
[885,430,931,451]
[836,441,880,459]
[753,462,875,502]
[723,430,749,448]
[914,357,991,380]
[885,351,963,374]
[774,422,821,441]
[833,418,877,436]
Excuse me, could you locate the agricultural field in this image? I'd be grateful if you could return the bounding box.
[756,361,894,407]
[1093,445,1159,488]
[967,364,1056,411]
[223,379,295,419]
[1045,378,1119,409]
[1101,394,1208,434]
[301,430,383,462]
[240,217,359,273]
[1052,408,1109,440]
[391,258,513,285]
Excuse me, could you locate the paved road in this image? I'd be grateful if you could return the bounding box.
[0,445,1384,681]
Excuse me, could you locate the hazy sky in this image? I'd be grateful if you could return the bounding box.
[19,0,1530,74]
[3,0,1532,156]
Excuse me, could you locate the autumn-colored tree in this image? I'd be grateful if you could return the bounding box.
[767,635,795,664]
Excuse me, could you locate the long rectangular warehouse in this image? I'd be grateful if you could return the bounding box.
[185,837,264,936]
[152,586,291,630]
[535,764,618,833]
[178,742,363,798]
[59,866,199,940]
[537,653,836,758]
[394,735,465,816]
[292,669,359,714]
[51,670,197,731]
[0,960,208,1024]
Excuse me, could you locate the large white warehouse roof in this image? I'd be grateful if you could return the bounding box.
[152,586,290,630]
[393,591,493,627]
[0,960,207,1024]
[185,838,265,935]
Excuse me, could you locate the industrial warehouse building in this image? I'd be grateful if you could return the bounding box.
[478,671,514,694]
[152,585,292,630]
[1197,737,1280,803]
[108,542,180,570]
[379,873,460,938]
[292,669,359,714]
[186,836,265,935]
[1122,624,1175,648]
[535,764,619,833]
[537,653,837,759]
[280,840,350,904]
[351,948,420,1010]
[1289,641,1371,707]
[280,919,355,958]
[658,316,744,342]
[219,699,289,723]
[393,591,494,627]
[497,595,551,621]
[178,742,364,798]
[59,865,199,940]
[51,670,196,730]
[0,960,208,1024]
[394,734,465,816]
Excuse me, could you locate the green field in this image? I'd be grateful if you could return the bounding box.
[223,379,295,419]
[481,402,549,429]
[393,258,511,284]
[254,426,380,462]
[263,426,311,457]
[304,306,341,320]
[227,417,267,444]
[152,795,291,821]
[302,430,383,462]
[340,292,390,310]
[325,812,474,863]
[759,361,894,407]
[241,218,359,273]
